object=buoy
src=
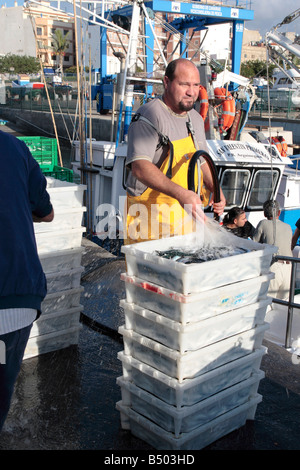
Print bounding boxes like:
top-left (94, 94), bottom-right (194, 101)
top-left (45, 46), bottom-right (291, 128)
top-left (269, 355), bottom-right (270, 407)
top-left (214, 87), bottom-right (236, 132)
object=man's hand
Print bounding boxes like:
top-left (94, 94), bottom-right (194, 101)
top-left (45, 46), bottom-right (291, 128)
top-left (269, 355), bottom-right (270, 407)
top-left (209, 190), bottom-right (226, 217)
top-left (176, 188), bottom-right (206, 223)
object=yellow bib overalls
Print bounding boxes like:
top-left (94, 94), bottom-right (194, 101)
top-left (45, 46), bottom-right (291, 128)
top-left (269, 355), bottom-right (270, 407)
top-left (125, 115), bottom-right (209, 244)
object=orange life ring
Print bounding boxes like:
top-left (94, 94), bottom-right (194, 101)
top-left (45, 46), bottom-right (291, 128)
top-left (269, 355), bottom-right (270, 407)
top-left (198, 85), bottom-right (209, 121)
top-left (214, 87), bottom-right (235, 132)
top-left (269, 136), bottom-right (288, 157)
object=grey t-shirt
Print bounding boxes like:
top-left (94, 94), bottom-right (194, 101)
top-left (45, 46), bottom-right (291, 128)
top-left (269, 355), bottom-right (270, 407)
top-left (253, 219), bottom-right (293, 257)
top-left (126, 98), bottom-right (208, 196)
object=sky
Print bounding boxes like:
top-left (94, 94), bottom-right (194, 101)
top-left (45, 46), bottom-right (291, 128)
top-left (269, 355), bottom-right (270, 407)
top-left (0, 0), bottom-right (299, 38)
top-left (248, 0), bottom-right (300, 37)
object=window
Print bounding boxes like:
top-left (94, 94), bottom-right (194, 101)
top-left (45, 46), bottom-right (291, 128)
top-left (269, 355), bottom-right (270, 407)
top-left (37, 27), bottom-right (43, 36)
top-left (247, 169), bottom-right (279, 209)
top-left (220, 169), bottom-right (251, 208)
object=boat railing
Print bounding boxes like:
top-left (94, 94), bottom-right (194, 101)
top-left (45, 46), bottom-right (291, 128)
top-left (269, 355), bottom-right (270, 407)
top-left (289, 155), bottom-right (300, 176)
top-left (272, 254), bottom-right (300, 350)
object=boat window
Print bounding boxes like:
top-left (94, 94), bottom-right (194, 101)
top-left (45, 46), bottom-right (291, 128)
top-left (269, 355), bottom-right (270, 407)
top-left (247, 169), bottom-right (279, 209)
top-left (220, 169), bottom-right (251, 208)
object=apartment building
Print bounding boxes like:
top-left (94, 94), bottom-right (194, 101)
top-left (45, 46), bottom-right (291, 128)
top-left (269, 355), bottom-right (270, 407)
top-left (0, 1), bottom-right (75, 71)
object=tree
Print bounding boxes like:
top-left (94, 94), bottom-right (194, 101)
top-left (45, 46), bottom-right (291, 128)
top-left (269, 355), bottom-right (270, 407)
top-left (240, 60), bottom-right (276, 81)
top-left (51, 29), bottom-right (70, 76)
top-left (0, 54), bottom-right (40, 74)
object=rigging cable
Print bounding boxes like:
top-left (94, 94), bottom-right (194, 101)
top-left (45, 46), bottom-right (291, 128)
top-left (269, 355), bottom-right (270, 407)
top-left (266, 42), bottom-right (277, 246)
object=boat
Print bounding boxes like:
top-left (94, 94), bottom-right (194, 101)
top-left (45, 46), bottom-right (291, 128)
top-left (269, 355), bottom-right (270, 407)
top-left (264, 22), bottom-right (300, 109)
top-left (272, 68), bottom-right (300, 92)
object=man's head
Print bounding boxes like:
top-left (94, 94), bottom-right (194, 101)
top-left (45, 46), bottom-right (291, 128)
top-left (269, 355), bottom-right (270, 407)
top-left (263, 199), bottom-right (280, 220)
top-left (163, 58), bottom-right (200, 115)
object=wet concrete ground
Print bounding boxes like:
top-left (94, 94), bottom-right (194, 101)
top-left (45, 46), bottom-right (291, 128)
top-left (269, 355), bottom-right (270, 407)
top-left (1, 238), bottom-right (300, 452)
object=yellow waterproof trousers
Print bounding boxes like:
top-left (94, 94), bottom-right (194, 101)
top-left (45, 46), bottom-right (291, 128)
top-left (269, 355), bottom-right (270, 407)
top-left (125, 135), bottom-right (206, 244)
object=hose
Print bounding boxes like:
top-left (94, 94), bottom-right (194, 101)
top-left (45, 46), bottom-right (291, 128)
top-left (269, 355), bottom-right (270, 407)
top-left (187, 150), bottom-right (221, 220)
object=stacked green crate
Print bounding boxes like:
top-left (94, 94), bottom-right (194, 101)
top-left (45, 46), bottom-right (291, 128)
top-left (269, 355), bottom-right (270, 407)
top-left (43, 166), bottom-right (73, 182)
top-left (17, 136), bottom-right (73, 182)
top-left (18, 136), bottom-right (58, 171)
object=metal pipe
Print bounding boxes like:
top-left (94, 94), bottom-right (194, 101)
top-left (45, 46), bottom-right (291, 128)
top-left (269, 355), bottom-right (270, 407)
top-left (285, 260), bottom-right (297, 349)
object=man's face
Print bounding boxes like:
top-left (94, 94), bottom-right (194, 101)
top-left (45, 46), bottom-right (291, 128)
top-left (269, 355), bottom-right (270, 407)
top-left (163, 62), bottom-right (200, 114)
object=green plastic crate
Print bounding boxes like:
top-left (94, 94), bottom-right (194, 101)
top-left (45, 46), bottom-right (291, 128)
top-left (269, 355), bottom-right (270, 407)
top-left (18, 136), bottom-right (58, 171)
top-left (43, 165), bottom-right (73, 182)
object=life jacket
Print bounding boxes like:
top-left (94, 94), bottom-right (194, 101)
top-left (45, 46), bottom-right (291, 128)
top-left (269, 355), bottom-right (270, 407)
top-left (269, 136), bottom-right (288, 157)
top-left (125, 113), bottom-right (209, 244)
top-left (214, 87), bottom-right (236, 133)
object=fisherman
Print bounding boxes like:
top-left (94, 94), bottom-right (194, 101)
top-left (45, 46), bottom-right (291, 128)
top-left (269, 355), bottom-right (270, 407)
top-left (125, 58), bottom-right (226, 243)
top-left (0, 130), bottom-right (54, 433)
top-left (253, 199), bottom-right (293, 300)
top-left (223, 206), bottom-right (255, 239)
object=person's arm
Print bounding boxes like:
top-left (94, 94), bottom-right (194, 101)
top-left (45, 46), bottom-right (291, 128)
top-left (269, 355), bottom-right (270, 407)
top-left (32, 208), bottom-right (54, 223)
top-left (292, 227), bottom-right (300, 250)
top-left (27, 150), bottom-right (54, 223)
top-left (131, 160), bottom-right (206, 222)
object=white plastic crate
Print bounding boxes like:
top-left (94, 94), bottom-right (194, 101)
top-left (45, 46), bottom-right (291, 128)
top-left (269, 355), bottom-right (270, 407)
top-left (121, 297), bottom-right (271, 351)
top-left (73, 140), bottom-right (116, 167)
top-left (119, 323), bottom-right (269, 382)
top-left (34, 207), bottom-right (86, 233)
top-left (39, 247), bottom-right (84, 274)
top-left (116, 394), bottom-right (262, 450)
top-left (41, 286), bottom-right (84, 315)
top-left (121, 272), bottom-right (273, 324)
top-left (118, 347), bottom-right (267, 408)
top-left (46, 266), bottom-right (84, 294)
top-left (46, 177), bottom-right (86, 209)
top-left (117, 371), bottom-right (264, 437)
top-left (36, 227), bottom-right (86, 254)
top-left (30, 305), bottom-right (82, 337)
top-left (121, 297), bottom-right (271, 352)
top-left (24, 325), bottom-right (82, 360)
top-left (122, 231), bottom-right (277, 294)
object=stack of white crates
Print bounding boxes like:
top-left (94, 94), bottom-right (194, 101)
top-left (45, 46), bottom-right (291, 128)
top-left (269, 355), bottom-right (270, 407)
top-left (24, 177), bottom-right (86, 359)
top-left (117, 230), bottom-right (277, 450)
